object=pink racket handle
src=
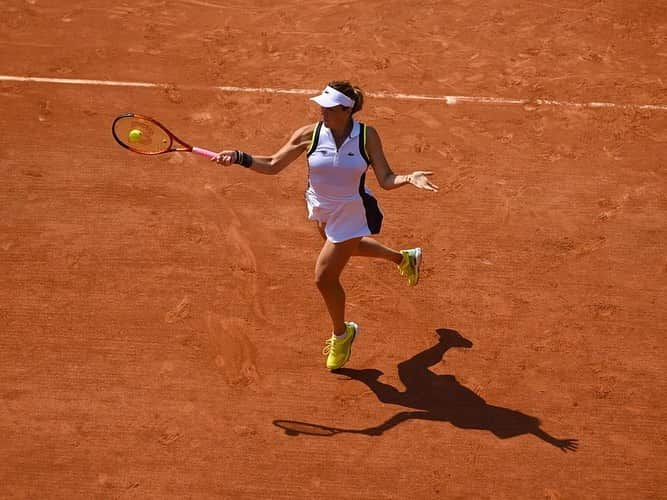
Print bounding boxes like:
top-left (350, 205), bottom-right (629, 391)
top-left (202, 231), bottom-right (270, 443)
top-left (192, 146), bottom-right (219, 159)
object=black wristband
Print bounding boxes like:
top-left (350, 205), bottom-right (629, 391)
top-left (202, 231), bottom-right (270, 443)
top-left (234, 150), bottom-right (253, 168)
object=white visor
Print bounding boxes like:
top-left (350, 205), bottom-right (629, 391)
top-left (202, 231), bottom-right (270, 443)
top-left (310, 85), bottom-right (355, 108)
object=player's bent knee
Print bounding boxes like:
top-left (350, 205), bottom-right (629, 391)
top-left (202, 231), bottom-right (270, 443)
top-left (314, 270), bottom-right (340, 291)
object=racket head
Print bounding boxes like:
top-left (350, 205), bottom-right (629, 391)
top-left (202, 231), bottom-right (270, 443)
top-left (112, 113), bottom-right (191, 155)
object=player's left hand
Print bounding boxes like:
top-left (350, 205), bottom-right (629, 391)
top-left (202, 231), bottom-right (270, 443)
top-left (409, 171), bottom-right (439, 192)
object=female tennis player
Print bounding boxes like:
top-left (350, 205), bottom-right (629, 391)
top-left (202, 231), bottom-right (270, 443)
top-left (212, 81), bottom-right (438, 370)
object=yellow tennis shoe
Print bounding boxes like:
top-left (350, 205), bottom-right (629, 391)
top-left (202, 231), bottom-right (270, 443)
top-left (398, 247), bottom-right (422, 286)
top-left (323, 322), bottom-right (359, 370)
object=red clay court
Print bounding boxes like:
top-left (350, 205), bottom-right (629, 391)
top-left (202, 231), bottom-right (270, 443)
top-left (1, 1), bottom-right (665, 498)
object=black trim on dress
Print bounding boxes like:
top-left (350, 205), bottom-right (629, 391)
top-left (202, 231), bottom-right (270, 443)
top-left (358, 123), bottom-right (371, 165)
top-left (306, 122), bottom-right (323, 157)
top-left (358, 172), bottom-right (383, 234)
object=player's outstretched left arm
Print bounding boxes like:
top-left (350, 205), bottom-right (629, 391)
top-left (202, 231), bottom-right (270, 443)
top-left (366, 126), bottom-right (439, 192)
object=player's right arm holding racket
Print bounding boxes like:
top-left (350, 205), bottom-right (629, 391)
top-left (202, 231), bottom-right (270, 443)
top-left (212, 124), bottom-right (315, 174)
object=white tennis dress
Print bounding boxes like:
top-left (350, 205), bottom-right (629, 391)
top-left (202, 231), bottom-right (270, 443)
top-left (305, 120), bottom-right (383, 243)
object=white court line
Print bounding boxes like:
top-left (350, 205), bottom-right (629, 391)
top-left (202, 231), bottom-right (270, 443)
top-left (1, 74), bottom-right (666, 111)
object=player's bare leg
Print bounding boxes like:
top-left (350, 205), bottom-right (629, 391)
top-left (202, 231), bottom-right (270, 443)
top-left (355, 237), bottom-right (403, 264)
top-left (314, 236), bottom-right (360, 335)
top-left (315, 224), bottom-right (402, 264)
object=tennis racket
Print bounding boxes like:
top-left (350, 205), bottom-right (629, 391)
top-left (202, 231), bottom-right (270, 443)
top-left (112, 113), bottom-right (218, 159)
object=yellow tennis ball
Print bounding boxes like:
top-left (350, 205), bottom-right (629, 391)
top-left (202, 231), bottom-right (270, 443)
top-left (128, 129), bottom-right (142, 143)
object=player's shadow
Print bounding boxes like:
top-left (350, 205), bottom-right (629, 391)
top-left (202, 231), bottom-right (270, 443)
top-left (276, 329), bottom-right (578, 452)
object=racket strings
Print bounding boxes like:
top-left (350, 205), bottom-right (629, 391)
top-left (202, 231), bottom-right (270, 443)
top-left (113, 116), bottom-right (171, 154)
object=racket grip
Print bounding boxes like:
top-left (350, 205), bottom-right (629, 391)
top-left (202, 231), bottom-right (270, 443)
top-left (192, 147), bottom-right (219, 159)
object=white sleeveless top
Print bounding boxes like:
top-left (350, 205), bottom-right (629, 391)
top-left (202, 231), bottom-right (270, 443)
top-left (305, 120), bottom-right (372, 203)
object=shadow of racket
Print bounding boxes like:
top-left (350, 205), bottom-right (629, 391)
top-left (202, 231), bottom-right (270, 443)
top-left (273, 419), bottom-right (376, 437)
